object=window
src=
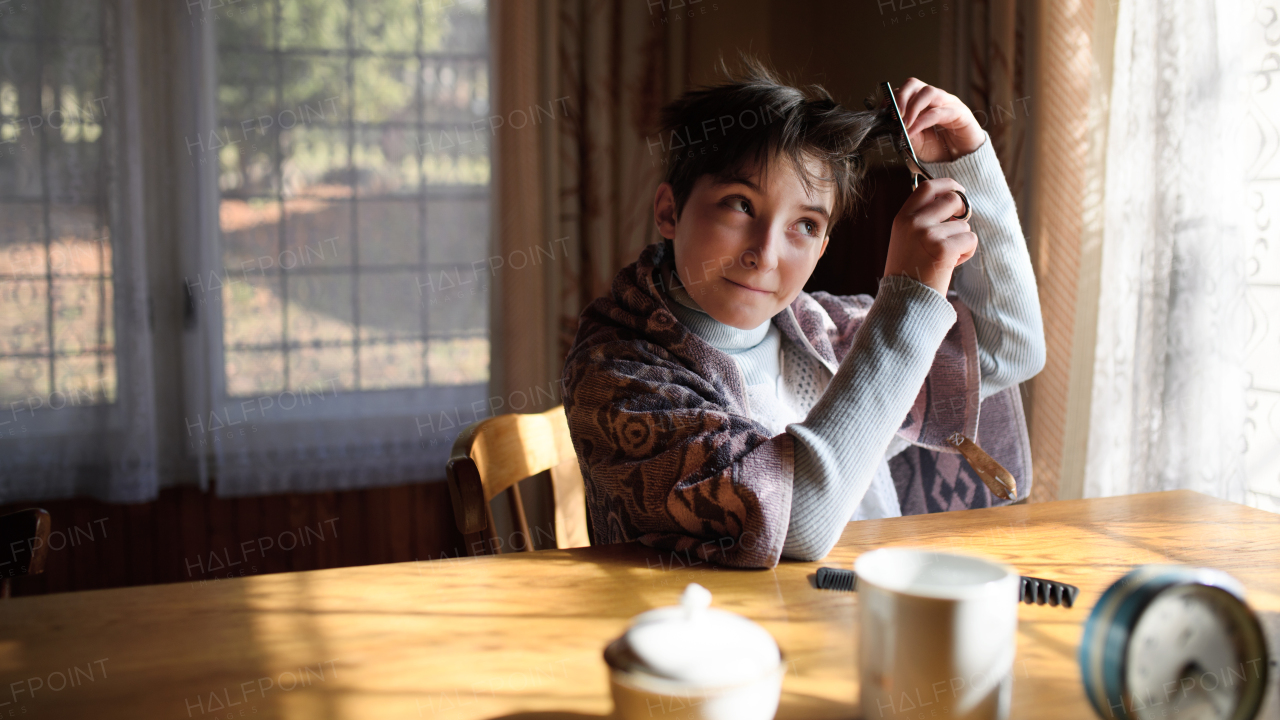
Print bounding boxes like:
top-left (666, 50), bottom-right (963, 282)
top-left (205, 0), bottom-right (490, 399)
top-left (183, 0), bottom-right (493, 495)
top-left (0, 0), bottom-right (495, 501)
top-left (0, 0), bottom-right (163, 503)
top-left (0, 0), bottom-right (114, 412)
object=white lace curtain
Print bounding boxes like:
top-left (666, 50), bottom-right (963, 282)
top-left (1083, 0), bottom-right (1253, 502)
top-left (0, 0), bottom-right (160, 504)
top-left (3, 0), bottom-right (498, 503)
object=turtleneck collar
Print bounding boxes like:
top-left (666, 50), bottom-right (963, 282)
top-left (662, 264), bottom-right (772, 352)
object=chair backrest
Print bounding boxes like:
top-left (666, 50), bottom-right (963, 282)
top-left (445, 405), bottom-right (589, 556)
top-left (0, 508), bottom-right (51, 598)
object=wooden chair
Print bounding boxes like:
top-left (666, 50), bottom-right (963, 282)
top-left (445, 405), bottom-right (591, 556)
top-left (0, 508), bottom-right (51, 598)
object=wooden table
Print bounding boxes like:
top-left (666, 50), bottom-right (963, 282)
top-left (5, 490), bottom-right (1279, 719)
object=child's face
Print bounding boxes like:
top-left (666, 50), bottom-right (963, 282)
top-left (654, 154), bottom-right (833, 330)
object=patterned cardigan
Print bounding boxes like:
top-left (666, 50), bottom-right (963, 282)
top-left (561, 240), bottom-right (1031, 568)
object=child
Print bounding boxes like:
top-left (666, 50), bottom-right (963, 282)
top-left (561, 60), bottom-right (1044, 568)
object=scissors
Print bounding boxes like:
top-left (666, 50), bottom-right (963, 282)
top-left (878, 80), bottom-right (973, 222)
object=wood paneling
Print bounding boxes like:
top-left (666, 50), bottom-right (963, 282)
top-left (0, 481), bottom-right (467, 597)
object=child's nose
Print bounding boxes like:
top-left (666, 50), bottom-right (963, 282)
top-left (741, 227), bottom-right (782, 272)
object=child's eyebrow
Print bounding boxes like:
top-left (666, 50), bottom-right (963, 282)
top-left (712, 173), bottom-right (763, 192)
top-left (713, 173), bottom-right (832, 220)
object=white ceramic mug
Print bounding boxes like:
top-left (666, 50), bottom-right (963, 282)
top-left (856, 548), bottom-right (1020, 720)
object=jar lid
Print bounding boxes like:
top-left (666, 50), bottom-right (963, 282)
top-left (608, 584), bottom-right (780, 686)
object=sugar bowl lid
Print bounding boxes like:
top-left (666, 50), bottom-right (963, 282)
top-left (604, 583), bottom-right (781, 686)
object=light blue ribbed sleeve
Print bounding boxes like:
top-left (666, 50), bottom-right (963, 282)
top-left (781, 132), bottom-right (1046, 562)
top-left (922, 131), bottom-right (1046, 398)
top-left (781, 277), bottom-right (956, 561)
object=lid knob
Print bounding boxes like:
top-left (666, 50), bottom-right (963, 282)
top-left (611, 582), bottom-right (782, 686)
top-left (679, 583), bottom-right (712, 620)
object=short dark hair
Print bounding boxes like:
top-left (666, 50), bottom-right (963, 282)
top-left (657, 55), bottom-right (888, 234)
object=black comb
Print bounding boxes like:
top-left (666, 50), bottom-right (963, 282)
top-left (814, 567), bottom-right (1079, 609)
top-left (1019, 575), bottom-right (1080, 608)
top-left (815, 566), bottom-right (857, 591)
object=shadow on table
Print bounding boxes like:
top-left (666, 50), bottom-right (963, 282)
top-left (484, 691), bottom-right (855, 720)
top-left (481, 707), bottom-right (606, 712)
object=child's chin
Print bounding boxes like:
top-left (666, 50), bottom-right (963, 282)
top-left (709, 305), bottom-right (771, 330)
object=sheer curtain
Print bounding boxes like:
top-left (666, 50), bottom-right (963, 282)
top-left (484, 0), bottom-right (684, 543)
top-left (185, 0), bottom-right (494, 497)
top-left (488, 0), bottom-right (685, 408)
top-left (1083, 0), bottom-right (1252, 502)
top-left (0, 0), bottom-right (160, 504)
top-left (1242, 3), bottom-right (1280, 511)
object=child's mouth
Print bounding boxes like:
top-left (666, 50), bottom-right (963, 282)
top-left (725, 278), bottom-right (771, 294)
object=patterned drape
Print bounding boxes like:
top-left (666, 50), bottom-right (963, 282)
top-left (490, 0), bottom-right (684, 408)
top-left (948, 0), bottom-right (1060, 500)
top-left (550, 1), bottom-right (686, 363)
top-left (488, 0), bottom-right (683, 541)
top-left (945, 0), bottom-right (1033, 224)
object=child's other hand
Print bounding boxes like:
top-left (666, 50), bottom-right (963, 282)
top-left (884, 178), bottom-right (976, 296)
top-left (893, 78), bottom-right (984, 162)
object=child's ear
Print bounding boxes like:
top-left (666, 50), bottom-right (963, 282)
top-left (654, 183), bottom-right (678, 239)
top-left (819, 234), bottom-right (830, 258)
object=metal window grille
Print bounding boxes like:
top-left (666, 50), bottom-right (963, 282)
top-left (208, 0), bottom-right (490, 398)
top-left (0, 1), bottom-right (114, 409)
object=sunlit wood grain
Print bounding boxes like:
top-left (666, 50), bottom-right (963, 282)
top-left (3, 490), bottom-right (1277, 719)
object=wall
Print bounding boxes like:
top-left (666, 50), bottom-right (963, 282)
top-left (1, 482), bottom-right (467, 597)
top-left (685, 0), bottom-right (948, 107)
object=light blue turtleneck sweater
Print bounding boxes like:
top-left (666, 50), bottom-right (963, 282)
top-left (663, 132), bottom-right (1045, 561)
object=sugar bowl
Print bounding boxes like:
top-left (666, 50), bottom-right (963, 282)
top-left (603, 583), bottom-right (786, 720)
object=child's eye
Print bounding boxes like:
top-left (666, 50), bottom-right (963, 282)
top-left (724, 197), bottom-right (752, 214)
top-left (796, 220), bottom-right (818, 236)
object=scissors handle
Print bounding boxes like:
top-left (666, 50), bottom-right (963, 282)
top-left (910, 170), bottom-right (973, 222)
top-left (951, 189), bottom-right (973, 222)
